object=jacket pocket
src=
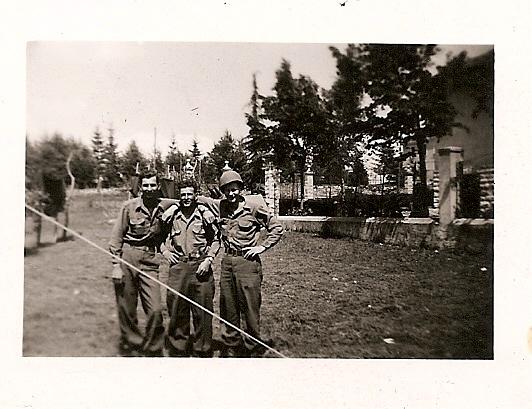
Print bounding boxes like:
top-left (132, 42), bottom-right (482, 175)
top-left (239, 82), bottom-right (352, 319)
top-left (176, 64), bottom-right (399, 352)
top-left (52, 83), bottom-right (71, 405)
top-left (129, 218), bottom-right (149, 235)
top-left (237, 218), bottom-right (254, 231)
top-left (191, 221), bottom-right (204, 235)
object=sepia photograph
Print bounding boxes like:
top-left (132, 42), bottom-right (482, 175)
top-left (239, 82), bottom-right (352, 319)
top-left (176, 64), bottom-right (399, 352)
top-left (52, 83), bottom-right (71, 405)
top-left (24, 42), bottom-right (494, 359)
top-left (2, 1), bottom-right (531, 408)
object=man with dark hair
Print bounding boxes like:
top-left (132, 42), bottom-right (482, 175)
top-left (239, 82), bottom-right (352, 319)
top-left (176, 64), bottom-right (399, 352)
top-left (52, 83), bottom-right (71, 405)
top-left (160, 178), bottom-right (220, 357)
top-left (109, 172), bottom-right (166, 357)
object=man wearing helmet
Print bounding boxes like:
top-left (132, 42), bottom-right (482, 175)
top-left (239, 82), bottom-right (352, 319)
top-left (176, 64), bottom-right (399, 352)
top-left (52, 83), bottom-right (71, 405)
top-left (215, 170), bottom-right (283, 357)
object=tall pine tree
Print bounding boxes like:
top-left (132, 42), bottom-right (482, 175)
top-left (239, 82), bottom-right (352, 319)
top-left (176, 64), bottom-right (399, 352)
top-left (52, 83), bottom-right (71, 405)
top-left (189, 138), bottom-right (201, 159)
top-left (103, 126), bottom-right (121, 187)
top-left (166, 134), bottom-right (185, 173)
top-left (243, 73), bottom-right (269, 190)
top-left (203, 130), bottom-right (247, 184)
top-left (91, 127), bottom-right (106, 188)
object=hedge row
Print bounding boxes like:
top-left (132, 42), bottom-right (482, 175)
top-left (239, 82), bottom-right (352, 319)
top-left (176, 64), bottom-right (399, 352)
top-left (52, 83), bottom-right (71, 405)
top-left (280, 192), bottom-right (414, 217)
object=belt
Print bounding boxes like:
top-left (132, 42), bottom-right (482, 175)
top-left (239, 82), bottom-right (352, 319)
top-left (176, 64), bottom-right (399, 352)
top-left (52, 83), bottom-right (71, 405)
top-left (127, 243), bottom-right (158, 252)
top-left (179, 254), bottom-right (203, 262)
top-left (225, 248), bottom-right (245, 257)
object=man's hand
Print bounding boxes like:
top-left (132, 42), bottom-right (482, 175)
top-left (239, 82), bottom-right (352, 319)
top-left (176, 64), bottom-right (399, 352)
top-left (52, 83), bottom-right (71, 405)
top-left (111, 264), bottom-right (124, 284)
top-left (163, 250), bottom-right (180, 265)
top-left (243, 245), bottom-right (266, 259)
top-left (207, 186), bottom-right (223, 199)
top-left (161, 204), bottom-right (179, 223)
top-left (196, 257), bottom-right (213, 277)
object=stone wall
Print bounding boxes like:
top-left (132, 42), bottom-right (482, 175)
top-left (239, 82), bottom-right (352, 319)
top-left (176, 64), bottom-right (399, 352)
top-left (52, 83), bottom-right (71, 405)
top-left (478, 167), bottom-right (494, 217)
top-left (278, 216), bottom-right (493, 253)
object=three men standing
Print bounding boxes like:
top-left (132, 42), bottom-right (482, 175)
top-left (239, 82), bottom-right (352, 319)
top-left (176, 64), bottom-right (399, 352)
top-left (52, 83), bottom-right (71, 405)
top-left (109, 169), bottom-right (283, 357)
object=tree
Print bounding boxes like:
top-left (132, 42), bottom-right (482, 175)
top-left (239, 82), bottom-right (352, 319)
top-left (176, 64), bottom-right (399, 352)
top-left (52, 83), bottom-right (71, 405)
top-left (362, 44), bottom-right (459, 216)
top-left (242, 73), bottom-right (270, 190)
top-left (321, 45), bottom-right (369, 199)
top-left (261, 60), bottom-right (328, 207)
top-left (37, 133), bottom-right (71, 181)
top-left (438, 49), bottom-right (494, 119)
top-left (376, 143), bottom-right (401, 193)
top-left (32, 134), bottom-right (99, 189)
top-left (121, 140), bottom-right (146, 178)
top-left (26, 136), bottom-right (42, 190)
top-left (29, 133), bottom-right (73, 217)
top-left (91, 127), bottom-right (106, 187)
top-left (103, 126), bottom-right (121, 187)
top-left (203, 130), bottom-right (247, 184)
top-left (153, 148), bottom-right (165, 175)
top-left (166, 134), bottom-right (185, 173)
top-left (70, 145), bottom-right (97, 189)
top-left (346, 153), bottom-right (369, 188)
top-left (189, 138), bottom-right (201, 160)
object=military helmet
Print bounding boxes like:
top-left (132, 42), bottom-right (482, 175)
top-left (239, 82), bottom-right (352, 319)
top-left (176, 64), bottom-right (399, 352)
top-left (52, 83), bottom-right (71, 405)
top-left (219, 170), bottom-right (243, 189)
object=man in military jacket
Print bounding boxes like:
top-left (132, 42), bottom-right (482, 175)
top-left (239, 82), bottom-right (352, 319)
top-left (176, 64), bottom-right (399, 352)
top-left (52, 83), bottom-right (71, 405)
top-left (109, 172), bottom-right (166, 357)
top-left (160, 178), bottom-right (220, 357)
top-left (212, 170), bottom-right (283, 357)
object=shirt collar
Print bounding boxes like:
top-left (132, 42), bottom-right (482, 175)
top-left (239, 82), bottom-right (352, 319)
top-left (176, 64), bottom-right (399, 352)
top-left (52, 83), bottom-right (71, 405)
top-left (226, 197), bottom-right (251, 218)
top-left (134, 197), bottom-right (160, 217)
top-left (175, 204), bottom-right (202, 222)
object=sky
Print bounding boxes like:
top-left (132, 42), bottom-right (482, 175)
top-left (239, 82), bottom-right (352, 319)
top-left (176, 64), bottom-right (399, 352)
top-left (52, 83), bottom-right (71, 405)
top-left (26, 42), bottom-right (493, 157)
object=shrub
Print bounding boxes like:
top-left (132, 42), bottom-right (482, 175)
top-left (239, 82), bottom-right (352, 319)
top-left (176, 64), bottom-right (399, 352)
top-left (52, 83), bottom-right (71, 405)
top-left (280, 193), bottom-right (412, 217)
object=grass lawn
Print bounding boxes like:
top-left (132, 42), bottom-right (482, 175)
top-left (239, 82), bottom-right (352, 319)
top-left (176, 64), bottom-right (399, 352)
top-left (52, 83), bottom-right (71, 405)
top-left (23, 190), bottom-right (493, 358)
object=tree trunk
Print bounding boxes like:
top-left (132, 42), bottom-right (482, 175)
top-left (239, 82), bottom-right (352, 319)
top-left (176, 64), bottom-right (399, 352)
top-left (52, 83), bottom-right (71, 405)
top-left (353, 185), bottom-right (358, 216)
top-left (340, 176), bottom-right (345, 216)
top-left (291, 173), bottom-right (295, 203)
top-left (414, 137), bottom-right (429, 217)
top-left (63, 154), bottom-right (75, 241)
top-left (299, 170), bottom-right (305, 210)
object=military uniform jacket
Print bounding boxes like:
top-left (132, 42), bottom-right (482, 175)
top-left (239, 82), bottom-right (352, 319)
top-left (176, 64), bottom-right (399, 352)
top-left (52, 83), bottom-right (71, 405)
top-left (197, 195), bottom-right (283, 252)
top-left (109, 197), bottom-right (165, 264)
top-left (160, 203), bottom-right (220, 259)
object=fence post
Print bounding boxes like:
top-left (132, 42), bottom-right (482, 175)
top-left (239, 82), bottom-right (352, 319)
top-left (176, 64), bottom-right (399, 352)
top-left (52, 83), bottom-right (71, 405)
top-left (264, 163), bottom-right (280, 216)
top-left (304, 170), bottom-right (314, 201)
top-left (438, 146), bottom-right (464, 225)
top-left (34, 214), bottom-right (42, 247)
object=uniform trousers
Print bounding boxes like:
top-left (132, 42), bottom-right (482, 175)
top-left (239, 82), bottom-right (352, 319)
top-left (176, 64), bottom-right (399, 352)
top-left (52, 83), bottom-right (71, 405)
top-left (220, 254), bottom-right (263, 352)
top-left (116, 246), bottom-right (165, 354)
top-left (166, 259), bottom-right (215, 356)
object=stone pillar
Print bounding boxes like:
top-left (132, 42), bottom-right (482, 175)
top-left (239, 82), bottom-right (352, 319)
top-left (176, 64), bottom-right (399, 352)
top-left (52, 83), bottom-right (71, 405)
top-left (479, 167), bottom-right (494, 218)
top-left (438, 146), bottom-right (464, 225)
top-left (432, 170), bottom-right (440, 216)
top-left (405, 175), bottom-right (414, 194)
top-left (304, 171), bottom-right (314, 201)
top-left (264, 163), bottom-right (280, 216)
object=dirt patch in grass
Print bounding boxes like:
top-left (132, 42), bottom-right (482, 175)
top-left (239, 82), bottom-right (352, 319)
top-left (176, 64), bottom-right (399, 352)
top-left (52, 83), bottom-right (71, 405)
top-left (24, 191), bottom-right (493, 358)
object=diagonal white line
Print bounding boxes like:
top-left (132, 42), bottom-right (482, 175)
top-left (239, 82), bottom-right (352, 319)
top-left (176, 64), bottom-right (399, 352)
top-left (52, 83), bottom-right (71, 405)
top-left (25, 204), bottom-right (289, 359)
